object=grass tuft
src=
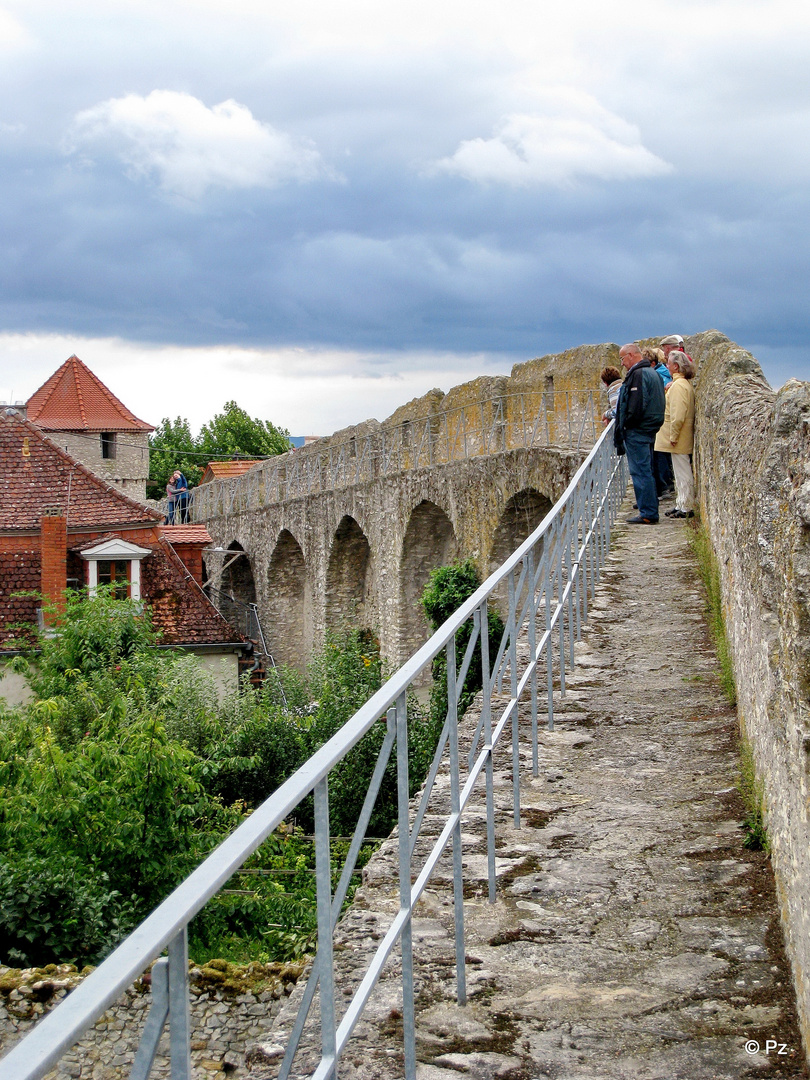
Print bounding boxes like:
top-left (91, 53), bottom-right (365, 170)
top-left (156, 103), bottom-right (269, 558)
top-left (688, 521), bottom-right (737, 705)
top-left (738, 733), bottom-right (769, 851)
top-left (688, 521), bottom-right (767, 850)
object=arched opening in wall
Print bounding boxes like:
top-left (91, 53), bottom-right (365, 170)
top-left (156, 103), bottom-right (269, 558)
top-left (325, 516), bottom-right (373, 633)
top-left (266, 530), bottom-right (309, 671)
top-left (215, 541), bottom-right (257, 637)
top-left (488, 488), bottom-right (552, 615)
top-left (399, 500), bottom-right (458, 667)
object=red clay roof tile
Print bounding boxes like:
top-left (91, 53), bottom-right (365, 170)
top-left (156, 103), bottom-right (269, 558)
top-left (26, 356), bottom-right (154, 432)
top-left (200, 460), bottom-right (263, 483)
top-left (0, 412), bottom-right (162, 531)
top-left (142, 537), bottom-right (244, 646)
top-left (159, 525), bottom-right (213, 545)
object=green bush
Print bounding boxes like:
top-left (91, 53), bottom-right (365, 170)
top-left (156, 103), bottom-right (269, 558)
top-left (0, 591), bottom-right (458, 966)
top-left (421, 559), bottom-right (505, 728)
top-left (0, 852), bottom-right (138, 966)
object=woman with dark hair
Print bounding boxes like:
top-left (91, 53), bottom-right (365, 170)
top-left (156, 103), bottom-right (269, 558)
top-left (655, 352), bottom-right (696, 519)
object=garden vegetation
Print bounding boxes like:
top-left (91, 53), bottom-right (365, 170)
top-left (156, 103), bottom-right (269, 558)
top-left (0, 561), bottom-right (496, 969)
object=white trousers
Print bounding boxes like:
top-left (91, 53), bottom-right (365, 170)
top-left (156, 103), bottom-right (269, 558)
top-left (672, 453), bottom-right (695, 512)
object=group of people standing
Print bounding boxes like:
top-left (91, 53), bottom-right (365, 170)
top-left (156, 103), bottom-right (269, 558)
top-left (601, 334), bottom-right (696, 525)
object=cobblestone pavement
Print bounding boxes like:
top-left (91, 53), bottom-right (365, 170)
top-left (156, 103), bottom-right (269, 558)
top-left (250, 510), bottom-right (809, 1080)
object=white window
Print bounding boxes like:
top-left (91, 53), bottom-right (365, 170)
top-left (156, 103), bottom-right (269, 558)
top-left (80, 539), bottom-right (151, 601)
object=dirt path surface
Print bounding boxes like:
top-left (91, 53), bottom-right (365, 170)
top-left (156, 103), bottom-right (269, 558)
top-left (251, 511), bottom-right (808, 1080)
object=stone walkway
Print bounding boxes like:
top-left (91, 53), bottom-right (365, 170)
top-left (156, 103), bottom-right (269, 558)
top-left (250, 509), bottom-right (809, 1080)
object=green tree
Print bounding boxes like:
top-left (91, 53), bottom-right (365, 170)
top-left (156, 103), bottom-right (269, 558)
top-left (197, 401), bottom-right (290, 461)
top-left (147, 416), bottom-right (202, 500)
top-left (147, 404), bottom-right (291, 501)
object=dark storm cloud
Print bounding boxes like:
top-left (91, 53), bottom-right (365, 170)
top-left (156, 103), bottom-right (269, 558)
top-left (0, 0), bottom-right (808, 390)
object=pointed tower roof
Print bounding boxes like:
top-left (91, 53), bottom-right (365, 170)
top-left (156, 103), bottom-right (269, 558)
top-left (26, 355), bottom-right (154, 432)
top-left (0, 411), bottom-right (162, 531)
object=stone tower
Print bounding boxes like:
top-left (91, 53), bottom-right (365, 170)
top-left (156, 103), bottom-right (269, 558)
top-left (25, 355), bottom-right (154, 500)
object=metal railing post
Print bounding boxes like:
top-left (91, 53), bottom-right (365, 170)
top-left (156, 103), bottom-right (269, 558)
top-left (544, 545), bottom-right (554, 731)
top-left (167, 930), bottom-right (191, 1080)
top-left (527, 548), bottom-right (539, 777)
top-left (565, 507), bottom-right (576, 671)
top-left (445, 642), bottom-right (467, 1006)
top-left (130, 960), bottom-right (169, 1080)
top-left (556, 523), bottom-right (566, 700)
top-left (479, 602), bottom-right (497, 904)
top-left (395, 697), bottom-right (417, 1080)
top-left (314, 778), bottom-right (337, 1076)
top-left (508, 568), bottom-right (520, 828)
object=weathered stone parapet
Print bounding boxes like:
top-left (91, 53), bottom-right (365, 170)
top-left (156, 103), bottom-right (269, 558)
top-left (0, 959), bottom-right (306, 1078)
top-left (690, 328), bottom-right (810, 1061)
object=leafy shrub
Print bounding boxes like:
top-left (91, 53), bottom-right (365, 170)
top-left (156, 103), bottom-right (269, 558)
top-left (0, 591), bottom-right (459, 966)
top-left (0, 710), bottom-right (223, 919)
top-left (421, 559), bottom-right (505, 727)
top-left (0, 852), bottom-right (138, 966)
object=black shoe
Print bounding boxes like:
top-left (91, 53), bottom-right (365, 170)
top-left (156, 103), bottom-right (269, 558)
top-left (665, 508), bottom-right (679, 517)
top-left (632, 502), bottom-right (638, 509)
top-left (669, 509), bottom-right (694, 519)
top-left (626, 515), bottom-right (658, 524)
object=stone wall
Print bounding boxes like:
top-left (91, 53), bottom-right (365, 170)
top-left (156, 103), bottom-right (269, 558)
top-left (689, 329), bottom-right (810, 1058)
top-left (0, 959), bottom-right (305, 1077)
top-left (199, 340), bottom-right (620, 674)
top-left (204, 446), bottom-right (583, 671)
top-left (44, 431), bottom-right (150, 500)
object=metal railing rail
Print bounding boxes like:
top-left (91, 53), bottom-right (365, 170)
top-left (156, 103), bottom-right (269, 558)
top-left (159, 389), bottom-right (601, 522)
top-left (2, 423), bottom-right (627, 1080)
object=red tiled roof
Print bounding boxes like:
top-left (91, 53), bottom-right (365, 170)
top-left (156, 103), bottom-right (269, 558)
top-left (159, 525), bottom-right (213, 545)
top-left (200, 460), bottom-right (262, 483)
top-left (0, 542), bottom-right (244, 650)
top-left (26, 356), bottom-right (154, 432)
top-left (0, 412), bottom-right (162, 531)
top-left (142, 537), bottom-right (244, 646)
top-left (0, 551), bottom-right (40, 646)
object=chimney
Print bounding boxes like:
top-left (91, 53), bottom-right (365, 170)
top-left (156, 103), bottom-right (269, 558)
top-left (40, 512), bottom-right (67, 623)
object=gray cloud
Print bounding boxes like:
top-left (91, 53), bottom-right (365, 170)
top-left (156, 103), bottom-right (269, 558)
top-left (0, 0), bottom-right (807, 392)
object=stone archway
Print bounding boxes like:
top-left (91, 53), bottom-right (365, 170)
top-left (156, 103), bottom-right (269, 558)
top-left (399, 500), bottom-right (458, 664)
top-left (216, 541), bottom-right (257, 637)
top-left (266, 529), bottom-right (310, 671)
top-left (325, 516), bottom-right (374, 631)
top-left (488, 488), bottom-right (552, 614)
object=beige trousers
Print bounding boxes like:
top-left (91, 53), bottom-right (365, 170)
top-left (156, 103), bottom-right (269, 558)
top-left (672, 453), bottom-right (694, 512)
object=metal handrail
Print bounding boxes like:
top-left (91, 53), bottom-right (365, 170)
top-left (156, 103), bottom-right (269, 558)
top-left (2, 422), bottom-right (627, 1080)
top-left (161, 388), bottom-right (601, 522)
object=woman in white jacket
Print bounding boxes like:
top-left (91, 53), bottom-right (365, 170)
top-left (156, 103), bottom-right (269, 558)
top-left (654, 353), bottom-right (696, 518)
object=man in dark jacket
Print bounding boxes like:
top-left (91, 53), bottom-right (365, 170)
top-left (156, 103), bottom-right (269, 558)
top-left (614, 342), bottom-right (666, 524)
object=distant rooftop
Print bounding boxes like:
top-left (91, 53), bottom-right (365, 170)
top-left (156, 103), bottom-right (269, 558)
top-left (159, 525), bottom-right (213, 545)
top-left (200, 460), bottom-right (263, 484)
top-left (26, 355), bottom-right (154, 432)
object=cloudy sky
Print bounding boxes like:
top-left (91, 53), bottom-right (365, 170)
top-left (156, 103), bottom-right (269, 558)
top-left (0, 0), bottom-right (808, 435)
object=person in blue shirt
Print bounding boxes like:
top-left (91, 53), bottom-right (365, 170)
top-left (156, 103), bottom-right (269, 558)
top-left (174, 471), bottom-right (190, 523)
